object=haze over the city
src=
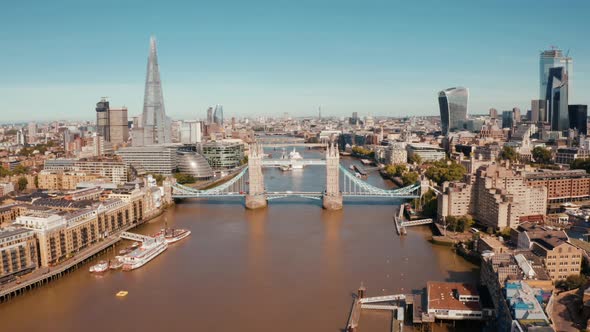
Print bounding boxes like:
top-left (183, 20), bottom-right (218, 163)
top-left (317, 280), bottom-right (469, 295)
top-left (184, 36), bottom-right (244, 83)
top-left (2, 0), bottom-right (590, 122)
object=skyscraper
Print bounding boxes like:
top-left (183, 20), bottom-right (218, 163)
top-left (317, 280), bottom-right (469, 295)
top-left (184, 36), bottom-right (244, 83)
top-left (531, 100), bottom-right (547, 123)
top-left (132, 36), bottom-right (171, 146)
top-left (206, 107), bottom-right (214, 124)
top-left (568, 105), bottom-right (588, 136)
top-left (540, 48), bottom-right (572, 100)
top-left (213, 104), bottom-right (224, 126)
top-left (438, 87), bottom-right (468, 135)
top-left (547, 67), bottom-right (569, 131)
top-left (502, 110), bottom-right (514, 129)
top-left (95, 98), bottom-right (129, 145)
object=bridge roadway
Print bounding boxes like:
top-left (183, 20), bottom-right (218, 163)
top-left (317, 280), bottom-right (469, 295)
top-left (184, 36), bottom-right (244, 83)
top-left (261, 159), bottom-right (326, 166)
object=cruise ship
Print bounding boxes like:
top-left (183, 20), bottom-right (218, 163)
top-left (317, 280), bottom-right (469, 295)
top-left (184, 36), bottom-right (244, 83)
top-left (121, 236), bottom-right (168, 271)
top-left (288, 148), bottom-right (304, 169)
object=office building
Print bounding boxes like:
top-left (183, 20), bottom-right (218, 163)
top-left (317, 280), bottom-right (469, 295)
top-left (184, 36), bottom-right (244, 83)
top-left (531, 99), bottom-right (546, 123)
top-left (547, 66), bottom-right (569, 131)
top-left (176, 151), bottom-right (214, 180)
top-left (501, 110), bottom-right (514, 129)
top-left (213, 104), bottom-right (224, 126)
top-left (16, 129), bottom-right (26, 146)
top-left (206, 107), bottom-right (214, 124)
top-left (95, 98), bottom-right (129, 145)
top-left (568, 104), bottom-right (587, 135)
top-left (180, 120), bottom-right (202, 144)
top-left (489, 108), bottom-right (498, 119)
top-left (407, 143), bottom-right (445, 162)
top-left (201, 140), bottom-right (245, 169)
top-left (116, 145), bottom-right (180, 175)
top-left (384, 142), bottom-right (407, 165)
top-left (540, 48), bottom-right (572, 100)
top-left (132, 36), bottom-right (171, 146)
top-left (350, 112), bottom-right (359, 125)
top-left (438, 87), bottom-right (468, 135)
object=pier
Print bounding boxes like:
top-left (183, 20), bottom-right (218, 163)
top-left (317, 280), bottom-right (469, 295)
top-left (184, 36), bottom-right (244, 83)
top-left (346, 284), bottom-right (410, 332)
top-left (0, 223), bottom-right (141, 303)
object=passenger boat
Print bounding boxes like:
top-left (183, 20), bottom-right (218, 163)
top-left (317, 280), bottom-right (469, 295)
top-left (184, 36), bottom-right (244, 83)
top-left (279, 164), bottom-right (291, 172)
top-left (121, 236), bottom-right (168, 271)
top-left (109, 258), bottom-right (123, 270)
top-left (89, 260), bottom-right (109, 273)
top-left (153, 228), bottom-right (191, 244)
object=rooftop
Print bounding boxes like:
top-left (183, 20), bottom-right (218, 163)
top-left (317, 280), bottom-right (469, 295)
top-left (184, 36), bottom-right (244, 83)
top-left (427, 281), bottom-right (481, 311)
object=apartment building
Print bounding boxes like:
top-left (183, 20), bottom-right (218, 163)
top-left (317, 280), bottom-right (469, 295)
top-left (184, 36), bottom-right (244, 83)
top-left (524, 169), bottom-right (590, 203)
top-left (0, 227), bottom-right (38, 284)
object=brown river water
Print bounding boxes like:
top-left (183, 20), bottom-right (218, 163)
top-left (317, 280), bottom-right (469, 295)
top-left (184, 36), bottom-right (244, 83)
top-left (0, 149), bottom-right (479, 332)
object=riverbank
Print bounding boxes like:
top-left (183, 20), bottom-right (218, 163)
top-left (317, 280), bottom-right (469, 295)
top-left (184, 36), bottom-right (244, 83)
top-left (0, 203), bottom-right (171, 303)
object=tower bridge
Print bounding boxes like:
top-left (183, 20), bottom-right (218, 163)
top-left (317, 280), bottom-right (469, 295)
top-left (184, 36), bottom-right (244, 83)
top-left (171, 144), bottom-right (421, 210)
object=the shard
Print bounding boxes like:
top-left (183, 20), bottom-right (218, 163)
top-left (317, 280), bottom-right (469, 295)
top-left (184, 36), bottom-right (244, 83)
top-left (133, 36), bottom-right (171, 146)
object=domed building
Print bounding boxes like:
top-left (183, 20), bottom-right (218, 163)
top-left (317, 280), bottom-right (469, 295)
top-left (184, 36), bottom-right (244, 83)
top-left (176, 151), bottom-right (214, 180)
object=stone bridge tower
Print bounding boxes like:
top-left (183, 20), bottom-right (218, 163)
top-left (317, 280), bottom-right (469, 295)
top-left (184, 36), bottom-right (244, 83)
top-left (245, 143), bottom-right (267, 209)
top-left (323, 143), bottom-right (343, 210)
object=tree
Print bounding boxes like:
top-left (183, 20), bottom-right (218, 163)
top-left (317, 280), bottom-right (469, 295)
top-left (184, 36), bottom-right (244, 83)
top-left (401, 171), bottom-right (419, 186)
top-left (34, 175), bottom-right (39, 188)
top-left (556, 274), bottom-right (587, 290)
top-left (12, 165), bottom-right (28, 175)
top-left (0, 166), bottom-right (10, 177)
top-left (499, 146), bottom-right (518, 162)
top-left (17, 177), bottom-right (28, 191)
top-left (150, 174), bottom-right (165, 185)
top-left (385, 164), bottom-right (406, 178)
top-left (571, 158), bottom-right (590, 174)
top-left (424, 160), bottom-right (466, 185)
top-left (409, 154), bottom-right (422, 164)
top-left (421, 189), bottom-right (438, 217)
top-left (173, 173), bottom-right (196, 185)
top-left (532, 146), bottom-right (552, 164)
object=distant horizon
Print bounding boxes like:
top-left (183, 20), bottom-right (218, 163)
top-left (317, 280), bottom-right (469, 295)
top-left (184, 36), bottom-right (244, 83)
top-left (2, 0), bottom-right (589, 122)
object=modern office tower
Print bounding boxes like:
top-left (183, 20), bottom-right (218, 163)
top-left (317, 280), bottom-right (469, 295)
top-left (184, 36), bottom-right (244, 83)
top-left (95, 98), bottom-right (129, 145)
top-left (489, 108), bottom-right (498, 119)
top-left (133, 36), bottom-right (171, 146)
top-left (512, 107), bottom-right (521, 124)
top-left (206, 107), bottom-right (214, 124)
top-left (438, 87), bottom-right (469, 135)
top-left (531, 100), bottom-right (547, 123)
top-left (16, 129), bottom-right (26, 145)
top-left (546, 67), bottom-right (569, 131)
top-left (568, 105), bottom-right (588, 135)
top-left (540, 48), bottom-right (572, 100)
top-left (213, 104), bottom-right (224, 126)
top-left (502, 111), bottom-right (514, 129)
top-left (180, 120), bottom-right (202, 144)
top-left (350, 112), bottom-right (359, 125)
top-left (27, 122), bottom-right (37, 144)
top-left (201, 140), bottom-right (245, 169)
top-left (96, 98), bottom-right (110, 140)
top-left (116, 145), bottom-right (180, 175)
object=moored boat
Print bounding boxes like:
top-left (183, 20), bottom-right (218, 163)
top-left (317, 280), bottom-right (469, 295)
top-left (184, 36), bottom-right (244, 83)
top-left (89, 260), bottom-right (109, 273)
top-left (109, 258), bottom-right (123, 270)
top-left (153, 228), bottom-right (191, 244)
top-left (121, 236), bottom-right (168, 271)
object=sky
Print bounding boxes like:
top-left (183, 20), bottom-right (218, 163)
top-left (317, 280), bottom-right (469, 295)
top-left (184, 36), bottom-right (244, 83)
top-left (1, 0), bottom-right (590, 122)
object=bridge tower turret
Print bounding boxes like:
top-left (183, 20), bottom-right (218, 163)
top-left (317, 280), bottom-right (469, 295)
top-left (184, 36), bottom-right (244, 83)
top-left (323, 143), bottom-right (343, 210)
top-left (245, 143), bottom-right (267, 209)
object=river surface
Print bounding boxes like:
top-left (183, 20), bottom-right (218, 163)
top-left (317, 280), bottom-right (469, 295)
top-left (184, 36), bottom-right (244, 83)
top-left (0, 148), bottom-right (479, 331)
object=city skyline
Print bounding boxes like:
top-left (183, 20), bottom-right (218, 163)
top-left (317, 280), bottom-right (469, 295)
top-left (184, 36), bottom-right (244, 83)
top-left (2, 0), bottom-right (590, 122)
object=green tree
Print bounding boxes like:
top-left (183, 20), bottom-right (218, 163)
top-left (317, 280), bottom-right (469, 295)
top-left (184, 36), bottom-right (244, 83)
top-left (173, 173), bottom-right (196, 185)
top-left (34, 175), bottom-right (39, 188)
top-left (424, 160), bottom-right (466, 185)
top-left (150, 174), bottom-right (165, 185)
top-left (401, 171), bottom-right (419, 186)
top-left (421, 189), bottom-right (438, 217)
top-left (499, 146), bottom-right (519, 162)
top-left (409, 154), bottom-right (422, 164)
top-left (17, 177), bottom-right (28, 191)
top-left (0, 166), bottom-right (10, 177)
top-left (12, 165), bottom-right (28, 175)
top-left (532, 146), bottom-right (552, 164)
top-left (571, 158), bottom-right (590, 174)
top-left (556, 274), bottom-right (587, 290)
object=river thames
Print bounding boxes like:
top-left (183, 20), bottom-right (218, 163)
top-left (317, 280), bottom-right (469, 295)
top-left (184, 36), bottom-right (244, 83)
top-left (0, 148), bottom-right (479, 331)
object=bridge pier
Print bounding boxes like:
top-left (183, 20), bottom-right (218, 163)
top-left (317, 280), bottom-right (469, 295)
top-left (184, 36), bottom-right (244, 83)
top-left (245, 194), bottom-right (267, 209)
top-left (322, 194), bottom-right (343, 210)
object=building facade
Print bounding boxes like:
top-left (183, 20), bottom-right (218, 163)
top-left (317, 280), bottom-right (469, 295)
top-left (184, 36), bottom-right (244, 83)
top-left (201, 140), bottom-right (245, 169)
top-left (438, 87), bottom-right (469, 135)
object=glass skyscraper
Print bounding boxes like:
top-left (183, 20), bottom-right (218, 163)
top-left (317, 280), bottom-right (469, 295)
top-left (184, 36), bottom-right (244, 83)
top-left (540, 49), bottom-right (572, 100)
top-left (568, 105), bottom-right (588, 136)
top-left (213, 104), bottom-right (224, 126)
top-left (438, 87), bottom-right (469, 135)
top-left (547, 67), bottom-right (569, 131)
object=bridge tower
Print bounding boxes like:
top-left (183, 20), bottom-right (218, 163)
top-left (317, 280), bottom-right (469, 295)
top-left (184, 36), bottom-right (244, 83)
top-left (245, 143), bottom-right (267, 209)
top-left (323, 143), bottom-right (343, 210)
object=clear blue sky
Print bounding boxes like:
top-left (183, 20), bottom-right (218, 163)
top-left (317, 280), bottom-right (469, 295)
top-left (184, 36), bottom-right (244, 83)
top-left (1, 0), bottom-right (589, 122)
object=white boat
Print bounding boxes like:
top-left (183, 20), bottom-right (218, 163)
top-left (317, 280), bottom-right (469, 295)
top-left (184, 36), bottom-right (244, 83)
top-left (288, 148), bottom-right (303, 160)
top-left (153, 228), bottom-right (192, 244)
top-left (280, 165), bottom-right (291, 172)
top-left (89, 260), bottom-right (109, 273)
top-left (121, 236), bottom-right (168, 271)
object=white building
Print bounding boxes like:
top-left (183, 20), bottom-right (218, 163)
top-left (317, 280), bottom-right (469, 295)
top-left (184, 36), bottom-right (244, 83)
top-left (180, 120), bottom-right (203, 144)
